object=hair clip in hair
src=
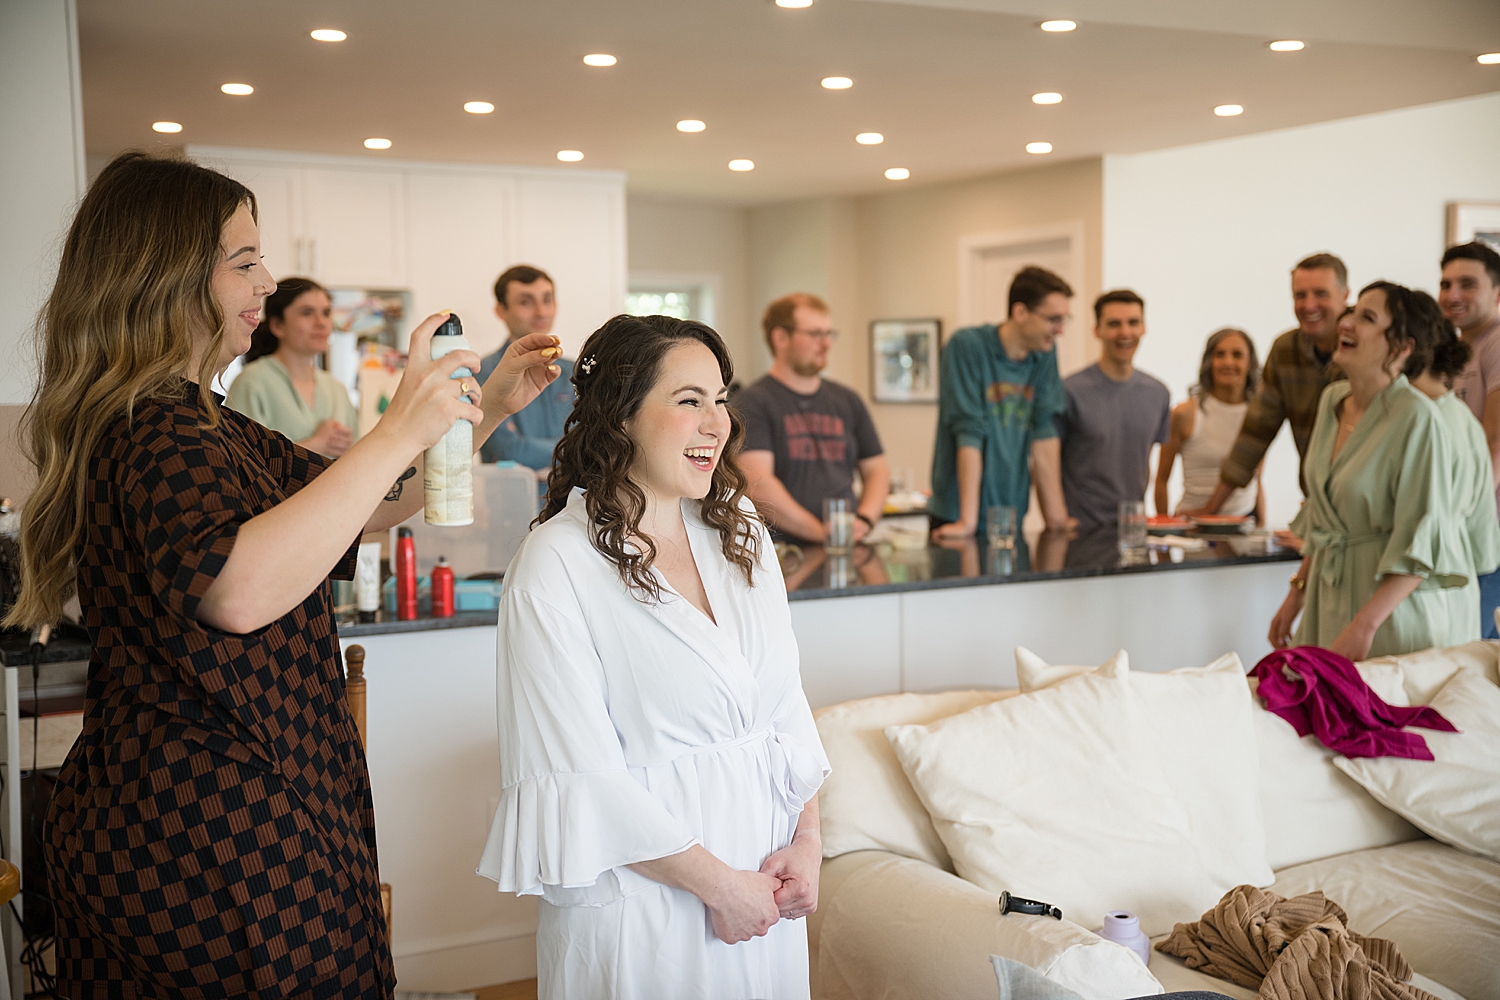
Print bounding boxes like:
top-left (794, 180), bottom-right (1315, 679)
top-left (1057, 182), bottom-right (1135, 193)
top-left (579, 355), bottom-right (598, 375)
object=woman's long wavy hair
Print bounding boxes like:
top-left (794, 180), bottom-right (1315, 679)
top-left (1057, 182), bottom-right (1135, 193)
top-left (1191, 327), bottom-right (1261, 407)
top-left (242, 277), bottom-right (328, 364)
top-left (3, 152), bottom-right (255, 629)
top-left (540, 314), bottom-right (762, 602)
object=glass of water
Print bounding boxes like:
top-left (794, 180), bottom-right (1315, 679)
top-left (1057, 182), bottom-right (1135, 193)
top-left (1118, 500), bottom-right (1148, 555)
top-left (824, 498), bottom-right (856, 555)
top-left (986, 505), bottom-right (1017, 550)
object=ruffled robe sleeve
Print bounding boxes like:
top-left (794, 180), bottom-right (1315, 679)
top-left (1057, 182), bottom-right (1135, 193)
top-left (478, 588), bottom-right (698, 904)
top-left (1377, 401), bottom-right (1471, 590)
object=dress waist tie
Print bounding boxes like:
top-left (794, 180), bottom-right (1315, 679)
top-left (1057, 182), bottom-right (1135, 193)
top-left (679, 728), bottom-right (818, 815)
top-left (1308, 528), bottom-right (1387, 589)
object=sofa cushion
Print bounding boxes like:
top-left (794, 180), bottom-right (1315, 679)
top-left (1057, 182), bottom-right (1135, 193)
top-left (1267, 839), bottom-right (1500, 1000)
top-left (1333, 668), bottom-right (1500, 863)
top-left (815, 851), bottom-right (1163, 1000)
top-left (1013, 649), bottom-right (1274, 892)
top-left (887, 669), bottom-right (1228, 938)
top-left (1356, 639), bottom-right (1499, 705)
top-left (814, 689), bottom-right (1016, 868)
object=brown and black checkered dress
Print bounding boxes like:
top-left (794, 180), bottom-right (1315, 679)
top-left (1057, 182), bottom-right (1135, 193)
top-left (46, 385), bottom-right (394, 999)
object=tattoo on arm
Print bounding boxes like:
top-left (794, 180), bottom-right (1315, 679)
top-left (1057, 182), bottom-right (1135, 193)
top-left (385, 466), bottom-right (417, 502)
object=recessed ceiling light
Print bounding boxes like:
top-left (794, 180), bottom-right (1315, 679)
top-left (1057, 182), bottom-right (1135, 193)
top-left (1268, 40), bottom-right (1304, 52)
top-left (884, 167), bottom-right (910, 181)
top-left (1214, 104), bottom-right (1244, 117)
top-left (677, 119), bottom-right (706, 133)
top-left (821, 76), bottom-right (853, 90)
top-left (1025, 142), bottom-right (1053, 154)
top-left (582, 53), bottom-right (617, 67)
top-left (220, 83), bottom-right (254, 96)
top-left (152, 121), bottom-right (183, 133)
top-left (464, 101), bottom-right (495, 114)
top-left (776, 0), bottom-right (814, 7)
top-left (728, 159), bottom-right (755, 171)
top-left (364, 137), bottom-right (392, 150)
top-left (856, 132), bottom-right (884, 145)
top-left (1039, 20), bottom-right (1076, 32)
top-left (557, 149), bottom-right (585, 162)
top-left (1479, 53), bottom-right (1500, 65)
top-left (1032, 92), bottom-right (1063, 105)
top-left (310, 29), bottom-right (347, 42)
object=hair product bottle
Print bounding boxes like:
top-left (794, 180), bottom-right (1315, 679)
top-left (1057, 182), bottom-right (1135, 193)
top-left (424, 313), bottom-right (475, 526)
top-left (395, 527), bottom-right (418, 620)
top-left (431, 556), bottom-right (455, 618)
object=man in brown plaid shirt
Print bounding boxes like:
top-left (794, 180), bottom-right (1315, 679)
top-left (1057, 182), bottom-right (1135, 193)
top-left (1188, 253), bottom-right (1348, 514)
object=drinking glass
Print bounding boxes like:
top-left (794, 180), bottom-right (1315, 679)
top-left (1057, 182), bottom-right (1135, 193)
top-left (824, 498), bottom-right (856, 555)
top-left (1118, 500), bottom-right (1148, 555)
top-left (986, 505), bottom-right (1017, 551)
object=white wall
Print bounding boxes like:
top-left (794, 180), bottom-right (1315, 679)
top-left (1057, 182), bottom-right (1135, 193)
top-left (0, 0), bottom-right (85, 406)
top-left (1104, 92), bottom-right (1500, 527)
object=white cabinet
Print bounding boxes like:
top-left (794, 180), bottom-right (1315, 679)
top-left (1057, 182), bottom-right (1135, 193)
top-left (301, 167), bottom-right (408, 288)
top-left (188, 146), bottom-right (627, 356)
top-left (406, 171), bottom-right (518, 357)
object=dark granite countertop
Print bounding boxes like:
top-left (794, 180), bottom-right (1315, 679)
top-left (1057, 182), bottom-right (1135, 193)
top-left (6, 526), bottom-right (1299, 648)
top-left (779, 522), bottom-right (1299, 600)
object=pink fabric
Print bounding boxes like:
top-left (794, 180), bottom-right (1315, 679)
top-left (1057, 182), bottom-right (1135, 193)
top-left (1252, 647), bottom-right (1458, 760)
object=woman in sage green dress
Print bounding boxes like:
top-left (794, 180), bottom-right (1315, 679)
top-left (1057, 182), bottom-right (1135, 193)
top-left (1403, 295), bottom-right (1500, 636)
top-left (1269, 281), bottom-right (1476, 660)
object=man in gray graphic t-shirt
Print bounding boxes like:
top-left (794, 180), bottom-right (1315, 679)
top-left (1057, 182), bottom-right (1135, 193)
top-left (1056, 289), bottom-right (1171, 528)
top-left (736, 293), bottom-right (889, 543)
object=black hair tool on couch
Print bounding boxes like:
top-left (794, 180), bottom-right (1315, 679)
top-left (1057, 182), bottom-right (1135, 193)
top-left (999, 891), bottom-right (1063, 920)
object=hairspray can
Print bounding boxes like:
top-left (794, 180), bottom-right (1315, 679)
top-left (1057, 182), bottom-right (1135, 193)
top-left (395, 527), bottom-right (418, 620)
top-left (431, 556), bottom-right (455, 618)
top-left (424, 313), bottom-right (475, 526)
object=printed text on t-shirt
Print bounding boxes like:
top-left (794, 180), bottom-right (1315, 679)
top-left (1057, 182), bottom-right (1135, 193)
top-left (784, 412), bottom-right (847, 462)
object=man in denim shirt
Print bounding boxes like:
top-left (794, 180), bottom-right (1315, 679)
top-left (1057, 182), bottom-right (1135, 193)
top-left (929, 266), bottom-right (1076, 539)
top-left (477, 265), bottom-right (575, 468)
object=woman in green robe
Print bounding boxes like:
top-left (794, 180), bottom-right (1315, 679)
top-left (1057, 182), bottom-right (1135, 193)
top-left (1269, 281), bottom-right (1475, 660)
top-left (1404, 296), bottom-right (1500, 637)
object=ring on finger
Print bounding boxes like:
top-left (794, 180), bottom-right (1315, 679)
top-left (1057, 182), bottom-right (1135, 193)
top-left (459, 380), bottom-right (471, 395)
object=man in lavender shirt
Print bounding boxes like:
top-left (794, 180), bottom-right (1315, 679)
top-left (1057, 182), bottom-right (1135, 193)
top-left (1444, 241), bottom-right (1500, 637)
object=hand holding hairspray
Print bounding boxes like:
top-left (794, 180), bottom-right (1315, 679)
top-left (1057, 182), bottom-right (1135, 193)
top-left (424, 313), bottom-right (474, 526)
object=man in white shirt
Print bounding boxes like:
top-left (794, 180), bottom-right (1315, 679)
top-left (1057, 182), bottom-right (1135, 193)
top-left (1443, 241), bottom-right (1500, 637)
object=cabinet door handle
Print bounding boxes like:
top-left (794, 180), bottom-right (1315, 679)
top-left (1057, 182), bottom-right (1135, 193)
top-left (309, 238), bottom-right (318, 276)
top-left (294, 237), bottom-right (304, 274)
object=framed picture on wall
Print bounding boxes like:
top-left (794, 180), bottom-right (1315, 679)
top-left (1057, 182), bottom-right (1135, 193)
top-left (1447, 202), bottom-right (1500, 253)
top-left (870, 318), bottom-right (941, 403)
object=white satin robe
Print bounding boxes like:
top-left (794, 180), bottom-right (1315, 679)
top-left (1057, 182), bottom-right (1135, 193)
top-left (478, 488), bottom-right (830, 1000)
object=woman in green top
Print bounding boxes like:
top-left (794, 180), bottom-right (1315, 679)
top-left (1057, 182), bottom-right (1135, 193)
top-left (1402, 293), bottom-right (1500, 636)
top-left (1269, 280), bottom-right (1474, 660)
top-left (226, 277), bottom-right (359, 456)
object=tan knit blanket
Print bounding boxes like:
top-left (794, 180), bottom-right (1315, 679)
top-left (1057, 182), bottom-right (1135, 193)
top-left (1155, 885), bottom-right (1439, 1000)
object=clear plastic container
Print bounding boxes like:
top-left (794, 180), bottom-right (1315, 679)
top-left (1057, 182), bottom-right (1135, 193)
top-left (393, 459), bottom-right (537, 581)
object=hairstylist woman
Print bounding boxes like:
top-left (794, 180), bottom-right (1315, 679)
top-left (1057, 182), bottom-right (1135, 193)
top-left (479, 314), bottom-right (829, 999)
top-left (1403, 294), bottom-right (1500, 636)
top-left (226, 276), bottom-right (359, 457)
top-left (3, 152), bottom-right (560, 998)
top-left (1269, 281), bottom-right (1472, 660)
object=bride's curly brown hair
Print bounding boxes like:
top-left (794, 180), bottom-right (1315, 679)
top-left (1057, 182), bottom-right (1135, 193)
top-left (539, 314), bottom-right (762, 602)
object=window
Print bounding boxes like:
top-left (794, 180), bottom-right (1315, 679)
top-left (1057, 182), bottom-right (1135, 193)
top-left (625, 288), bottom-right (699, 320)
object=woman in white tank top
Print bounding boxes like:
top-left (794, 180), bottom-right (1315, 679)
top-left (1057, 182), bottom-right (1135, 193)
top-left (1154, 328), bottom-right (1264, 520)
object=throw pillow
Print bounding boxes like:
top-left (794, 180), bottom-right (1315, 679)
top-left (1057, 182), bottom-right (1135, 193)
top-left (991, 956), bottom-right (1088, 1000)
top-left (1013, 649), bottom-right (1275, 891)
top-left (1334, 667), bottom-right (1500, 862)
top-left (815, 689), bottom-right (1016, 868)
top-left (887, 669), bottom-right (1223, 938)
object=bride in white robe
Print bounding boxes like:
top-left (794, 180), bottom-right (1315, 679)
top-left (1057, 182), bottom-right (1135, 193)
top-left (478, 315), bottom-right (830, 1000)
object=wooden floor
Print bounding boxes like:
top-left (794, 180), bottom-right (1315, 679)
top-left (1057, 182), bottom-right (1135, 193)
top-left (472, 980), bottom-right (539, 1000)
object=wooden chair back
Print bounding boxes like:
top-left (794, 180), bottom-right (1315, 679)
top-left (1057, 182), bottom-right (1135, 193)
top-left (344, 644), bottom-right (391, 934)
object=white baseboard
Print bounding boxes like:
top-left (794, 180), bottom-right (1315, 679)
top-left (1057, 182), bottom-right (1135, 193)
top-left (394, 925), bottom-right (537, 992)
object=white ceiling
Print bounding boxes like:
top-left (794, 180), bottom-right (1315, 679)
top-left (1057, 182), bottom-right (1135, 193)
top-left (78, 0), bottom-right (1500, 205)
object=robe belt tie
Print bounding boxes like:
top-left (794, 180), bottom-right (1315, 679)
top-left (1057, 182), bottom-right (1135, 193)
top-left (1307, 529), bottom-right (1387, 589)
top-left (681, 728), bottom-right (819, 816)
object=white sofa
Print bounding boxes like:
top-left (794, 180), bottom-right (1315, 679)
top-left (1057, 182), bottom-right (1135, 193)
top-left (807, 643), bottom-right (1500, 1000)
